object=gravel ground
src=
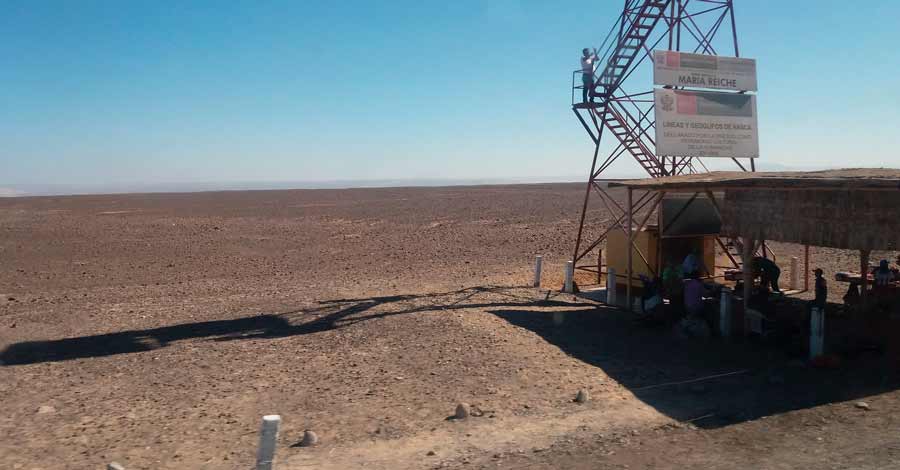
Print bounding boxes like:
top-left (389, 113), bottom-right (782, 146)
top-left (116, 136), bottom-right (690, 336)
top-left (1, 184), bottom-right (899, 469)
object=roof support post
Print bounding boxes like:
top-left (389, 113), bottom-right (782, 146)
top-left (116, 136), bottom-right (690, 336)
top-left (742, 235), bottom-right (754, 311)
top-left (627, 187), bottom-right (634, 313)
top-left (860, 249), bottom-right (870, 306)
top-left (804, 245), bottom-right (810, 292)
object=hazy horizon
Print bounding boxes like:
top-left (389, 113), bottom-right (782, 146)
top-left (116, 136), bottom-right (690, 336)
top-left (0, 160), bottom-right (853, 198)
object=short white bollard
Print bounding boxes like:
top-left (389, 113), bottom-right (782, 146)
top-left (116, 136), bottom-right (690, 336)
top-left (564, 261), bottom-right (574, 293)
top-left (719, 288), bottom-right (733, 338)
top-left (533, 255), bottom-right (543, 287)
top-left (256, 415), bottom-right (282, 470)
top-left (810, 307), bottom-right (825, 360)
top-left (606, 268), bottom-right (617, 306)
top-left (790, 256), bottom-right (799, 291)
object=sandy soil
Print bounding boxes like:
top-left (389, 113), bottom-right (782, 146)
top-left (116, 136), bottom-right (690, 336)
top-left (1, 184), bottom-right (899, 469)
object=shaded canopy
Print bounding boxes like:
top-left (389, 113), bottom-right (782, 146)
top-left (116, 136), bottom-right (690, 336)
top-left (611, 169), bottom-right (900, 251)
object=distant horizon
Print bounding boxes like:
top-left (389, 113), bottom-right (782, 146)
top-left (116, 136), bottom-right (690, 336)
top-left (0, 161), bottom-right (859, 198)
top-left (0, 175), bottom-right (587, 198)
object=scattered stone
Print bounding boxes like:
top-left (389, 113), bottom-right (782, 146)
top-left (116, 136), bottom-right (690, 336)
top-left (9, 323), bottom-right (15, 328)
top-left (455, 403), bottom-right (471, 420)
top-left (575, 389), bottom-right (590, 403)
top-left (7, 297), bottom-right (15, 302)
top-left (855, 401), bottom-right (871, 411)
top-left (300, 430), bottom-right (319, 447)
top-left (37, 405), bottom-right (56, 414)
top-left (427, 450), bottom-right (436, 456)
top-left (107, 463), bottom-right (125, 470)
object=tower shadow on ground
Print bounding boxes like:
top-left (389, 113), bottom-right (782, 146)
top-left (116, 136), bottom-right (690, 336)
top-left (0, 286), bottom-right (576, 366)
top-left (2, 285), bottom-right (895, 429)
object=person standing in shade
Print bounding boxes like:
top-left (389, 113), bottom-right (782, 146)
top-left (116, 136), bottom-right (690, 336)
top-left (580, 48), bottom-right (599, 103)
top-left (812, 268), bottom-right (827, 310)
top-left (874, 259), bottom-right (893, 290)
top-left (873, 259), bottom-right (894, 311)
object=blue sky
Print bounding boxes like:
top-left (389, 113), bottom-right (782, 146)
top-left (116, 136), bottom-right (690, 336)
top-left (2, 0), bottom-right (899, 188)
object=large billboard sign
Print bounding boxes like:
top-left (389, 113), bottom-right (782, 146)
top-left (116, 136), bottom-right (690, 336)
top-left (653, 50), bottom-right (757, 92)
top-left (654, 89), bottom-right (759, 158)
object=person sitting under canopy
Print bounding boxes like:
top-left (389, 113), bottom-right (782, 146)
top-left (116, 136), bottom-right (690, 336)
top-left (752, 256), bottom-right (781, 294)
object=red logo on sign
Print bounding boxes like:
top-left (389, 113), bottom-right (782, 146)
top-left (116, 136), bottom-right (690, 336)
top-left (676, 93), bottom-right (697, 115)
top-left (665, 51), bottom-right (680, 68)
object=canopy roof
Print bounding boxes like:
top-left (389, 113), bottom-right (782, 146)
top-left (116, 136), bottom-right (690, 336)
top-left (609, 169), bottom-right (900, 192)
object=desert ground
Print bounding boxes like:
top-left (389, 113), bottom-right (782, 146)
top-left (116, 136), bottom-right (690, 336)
top-left (2, 184), bottom-right (900, 469)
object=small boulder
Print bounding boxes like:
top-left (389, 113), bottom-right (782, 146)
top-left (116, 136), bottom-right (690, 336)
top-left (855, 401), bottom-right (871, 411)
top-left (455, 403), bottom-right (471, 420)
top-left (300, 430), bottom-right (319, 447)
top-left (37, 405), bottom-right (56, 415)
top-left (575, 390), bottom-right (589, 403)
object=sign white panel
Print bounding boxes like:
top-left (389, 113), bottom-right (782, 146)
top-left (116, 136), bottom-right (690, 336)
top-left (653, 50), bottom-right (757, 92)
top-left (654, 89), bottom-right (759, 158)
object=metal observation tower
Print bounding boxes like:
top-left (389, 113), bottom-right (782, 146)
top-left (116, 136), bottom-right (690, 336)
top-left (569, 0), bottom-right (749, 283)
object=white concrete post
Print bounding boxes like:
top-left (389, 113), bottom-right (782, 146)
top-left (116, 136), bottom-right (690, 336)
top-left (564, 261), bottom-right (574, 293)
top-left (719, 288), bottom-right (733, 338)
top-left (810, 307), bottom-right (825, 360)
top-left (256, 415), bottom-right (282, 470)
top-left (606, 268), bottom-right (617, 306)
top-left (533, 255), bottom-right (543, 287)
top-left (790, 256), bottom-right (799, 291)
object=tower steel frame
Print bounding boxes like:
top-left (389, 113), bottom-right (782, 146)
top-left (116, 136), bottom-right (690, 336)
top-left (569, 0), bottom-right (752, 285)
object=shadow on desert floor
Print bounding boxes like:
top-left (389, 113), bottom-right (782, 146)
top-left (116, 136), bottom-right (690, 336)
top-left (490, 300), bottom-right (900, 429)
top-left (0, 286), bottom-right (576, 366)
top-left (3, 285), bottom-right (896, 429)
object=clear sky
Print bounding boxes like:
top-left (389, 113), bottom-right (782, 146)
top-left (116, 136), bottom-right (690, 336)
top-left (2, 0), bottom-right (899, 189)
